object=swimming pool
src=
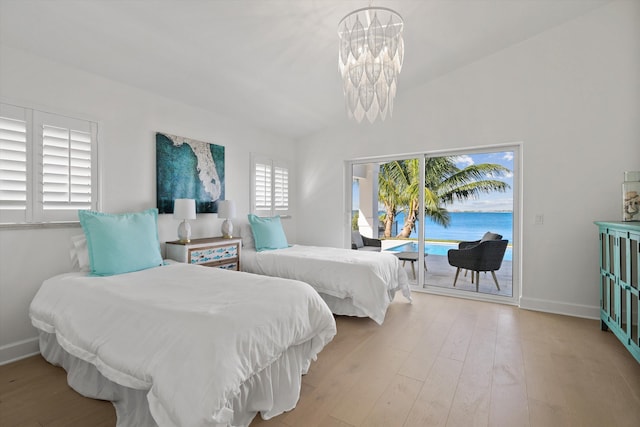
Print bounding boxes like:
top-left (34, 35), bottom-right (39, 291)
top-left (385, 241), bottom-right (513, 261)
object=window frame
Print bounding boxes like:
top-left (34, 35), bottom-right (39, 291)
top-left (0, 102), bottom-right (99, 225)
top-left (250, 153), bottom-right (290, 217)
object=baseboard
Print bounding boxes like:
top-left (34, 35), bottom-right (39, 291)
top-left (519, 296), bottom-right (600, 319)
top-left (0, 337), bottom-right (39, 366)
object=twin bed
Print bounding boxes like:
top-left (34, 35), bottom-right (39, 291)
top-left (31, 263), bottom-right (336, 427)
top-left (29, 209), bottom-right (411, 426)
top-left (240, 216), bottom-right (411, 325)
top-left (241, 244), bottom-right (411, 325)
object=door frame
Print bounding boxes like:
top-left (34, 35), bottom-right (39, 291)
top-left (344, 142), bottom-right (522, 306)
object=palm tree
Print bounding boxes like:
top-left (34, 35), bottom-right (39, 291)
top-left (380, 157), bottom-right (510, 238)
top-left (378, 163), bottom-right (403, 238)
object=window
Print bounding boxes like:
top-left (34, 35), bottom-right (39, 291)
top-left (251, 154), bottom-right (289, 216)
top-left (0, 103), bottom-right (98, 224)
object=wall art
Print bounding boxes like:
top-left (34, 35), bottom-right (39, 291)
top-left (156, 132), bottom-right (225, 214)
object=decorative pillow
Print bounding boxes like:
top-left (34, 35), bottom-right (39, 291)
top-left (247, 214), bottom-right (289, 252)
top-left (351, 231), bottom-right (364, 248)
top-left (481, 231), bottom-right (502, 242)
top-left (240, 223), bottom-right (255, 249)
top-left (78, 208), bottom-right (163, 276)
top-left (69, 234), bottom-right (90, 272)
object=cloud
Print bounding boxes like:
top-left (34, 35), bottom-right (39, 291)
top-left (503, 152), bottom-right (514, 161)
top-left (485, 170), bottom-right (513, 179)
top-left (455, 155), bottom-right (474, 167)
top-left (448, 197), bottom-right (514, 212)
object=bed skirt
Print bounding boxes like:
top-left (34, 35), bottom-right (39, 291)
top-left (317, 292), bottom-right (395, 319)
top-left (39, 331), bottom-right (314, 427)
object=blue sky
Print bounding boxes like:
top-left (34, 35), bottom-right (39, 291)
top-left (448, 151), bottom-right (514, 212)
top-left (353, 150), bottom-right (514, 212)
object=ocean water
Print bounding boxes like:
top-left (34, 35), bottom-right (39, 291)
top-left (386, 211), bottom-right (513, 243)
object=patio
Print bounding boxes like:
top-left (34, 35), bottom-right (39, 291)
top-left (393, 252), bottom-right (513, 297)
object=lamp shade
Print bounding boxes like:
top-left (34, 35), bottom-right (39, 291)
top-left (173, 199), bottom-right (196, 220)
top-left (217, 200), bottom-right (236, 219)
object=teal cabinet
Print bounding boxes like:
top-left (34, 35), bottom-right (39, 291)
top-left (595, 221), bottom-right (640, 363)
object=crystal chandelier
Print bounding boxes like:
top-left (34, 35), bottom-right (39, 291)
top-left (338, 6), bottom-right (404, 123)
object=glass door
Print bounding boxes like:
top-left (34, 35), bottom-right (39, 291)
top-left (418, 150), bottom-right (516, 300)
top-left (348, 145), bottom-right (519, 305)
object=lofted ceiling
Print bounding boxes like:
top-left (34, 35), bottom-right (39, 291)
top-left (0, 0), bottom-right (612, 139)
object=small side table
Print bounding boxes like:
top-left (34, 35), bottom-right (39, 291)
top-left (166, 237), bottom-right (242, 271)
top-left (395, 252), bottom-right (428, 279)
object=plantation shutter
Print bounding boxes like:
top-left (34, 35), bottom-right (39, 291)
top-left (0, 104), bottom-right (98, 224)
top-left (35, 111), bottom-right (97, 222)
top-left (274, 164), bottom-right (289, 213)
top-left (0, 104), bottom-right (30, 223)
top-left (251, 154), bottom-right (290, 217)
top-left (254, 161), bottom-right (272, 212)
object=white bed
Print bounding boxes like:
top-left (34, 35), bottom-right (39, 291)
top-left (30, 262), bottom-right (337, 427)
top-left (241, 244), bottom-right (412, 325)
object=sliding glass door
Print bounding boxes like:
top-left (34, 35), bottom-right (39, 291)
top-left (348, 145), bottom-right (519, 304)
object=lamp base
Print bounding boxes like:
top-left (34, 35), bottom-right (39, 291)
top-left (221, 219), bottom-right (233, 239)
top-left (178, 220), bottom-right (191, 243)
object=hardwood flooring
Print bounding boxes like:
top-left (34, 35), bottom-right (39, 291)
top-left (2, 292), bottom-right (639, 427)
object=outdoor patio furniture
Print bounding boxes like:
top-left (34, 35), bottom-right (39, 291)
top-left (395, 251), bottom-right (427, 279)
top-left (447, 239), bottom-right (508, 291)
top-left (351, 231), bottom-right (382, 252)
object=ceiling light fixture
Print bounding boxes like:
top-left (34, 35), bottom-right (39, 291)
top-left (338, 6), bottom-right (404, 123)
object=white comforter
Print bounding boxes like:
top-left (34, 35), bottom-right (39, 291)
top-left (29, 263), bottom-right (336, 427)
top-left (241, 245), bottom-right (411, 324)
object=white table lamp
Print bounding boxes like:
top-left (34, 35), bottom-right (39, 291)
top-left (174, 198), bottom-right (196, 243)
top-left (218, 200), bottom-right (236, 238)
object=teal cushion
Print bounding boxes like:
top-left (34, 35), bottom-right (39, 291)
top-left (247, 214), bottom-right (289, 252)
top-left (78, 208), bottom-right (163, 276)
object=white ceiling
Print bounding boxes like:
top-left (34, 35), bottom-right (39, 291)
top-left (0, 0), bottom-right (612, 139)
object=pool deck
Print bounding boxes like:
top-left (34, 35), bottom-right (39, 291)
top-left (387, 247), bottom-right (513, 297)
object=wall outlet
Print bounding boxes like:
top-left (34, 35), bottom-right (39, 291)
top-left (534, 214), bottom-right (544, 225)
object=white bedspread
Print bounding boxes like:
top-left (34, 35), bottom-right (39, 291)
top-left (241, 245), bottom-right (411, 324)
top-left (29, 263), bottom-right (336, 427)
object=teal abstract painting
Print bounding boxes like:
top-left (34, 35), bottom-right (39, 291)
top-left (156, 132), bottom-right (225, 214)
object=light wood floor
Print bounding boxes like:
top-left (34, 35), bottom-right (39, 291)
top-left (2, 292), bottom-right (639, 427)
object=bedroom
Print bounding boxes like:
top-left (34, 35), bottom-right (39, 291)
top-left (1, 0), bottom-right (639, 425)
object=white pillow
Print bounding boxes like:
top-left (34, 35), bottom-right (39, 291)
top-left (70, 234), bottom-right (90, 272)
top-left (240, 223), bottom-right (255, 249)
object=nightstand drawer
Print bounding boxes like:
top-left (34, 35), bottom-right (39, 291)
top-left (166, 237), bottom-right (242, 271)
top-left (189, 244), bottom-right (238, 265)
top-left (217, 261), bottom-right (239, 271)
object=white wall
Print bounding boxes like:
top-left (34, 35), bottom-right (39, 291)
top-left (295, 1), bottom-right (640, 317)
top-left (0, 46), bottom-right (298, 363)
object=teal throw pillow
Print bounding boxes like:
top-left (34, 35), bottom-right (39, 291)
top-left (247, 214), bottom-right (289, 252)
top-left (78, 208), bottom-right (163, 276)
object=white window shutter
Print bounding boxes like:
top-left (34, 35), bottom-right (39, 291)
top-left (0, 103), bottom-right (98, 224)
top-left (251, 154), bottom-right (290, 217)
top-left (274, 164), bottom-right (289, 213)
top-left (254, 161), bottom-right (272, 212)
top-left (0, 104), bottom-right (30, 223)
top-left (34, 111), bottom-right (98, 222)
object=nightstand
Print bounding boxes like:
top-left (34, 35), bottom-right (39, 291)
top-left (165, 237), bottom-right (242, 271)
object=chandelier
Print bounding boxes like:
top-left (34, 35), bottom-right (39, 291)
top-left (338, 6), bottom-right (404, 123)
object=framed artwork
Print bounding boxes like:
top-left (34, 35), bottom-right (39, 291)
top-left (156, 132), bottom-right (225, 214)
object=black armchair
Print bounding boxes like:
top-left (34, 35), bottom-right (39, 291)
top-left (447, 239), bottom-right (508, 291)
top-left (351, 231), bottom-right (382, 252)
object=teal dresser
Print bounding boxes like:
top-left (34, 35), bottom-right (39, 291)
top-left (595, 221), bottom-right (640, 363)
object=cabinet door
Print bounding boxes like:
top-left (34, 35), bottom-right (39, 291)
top-left (599, 228), bottom-right (617, 324)
top-left (620, 231), bottom-right (640, 350)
